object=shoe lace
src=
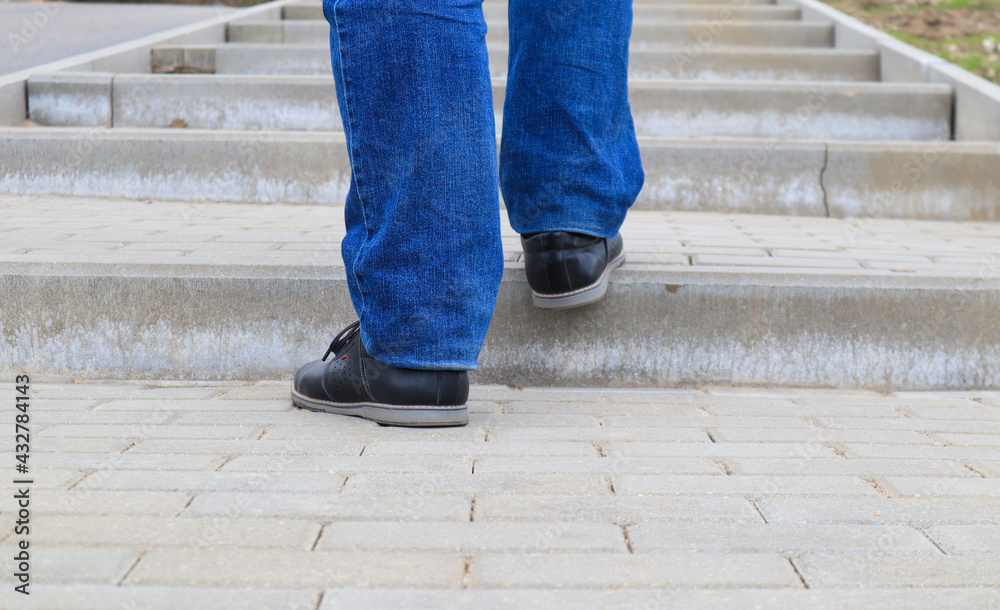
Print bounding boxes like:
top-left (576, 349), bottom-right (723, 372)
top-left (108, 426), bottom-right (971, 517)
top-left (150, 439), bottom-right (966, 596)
top-left (322, 321), bottom-right (361, 362)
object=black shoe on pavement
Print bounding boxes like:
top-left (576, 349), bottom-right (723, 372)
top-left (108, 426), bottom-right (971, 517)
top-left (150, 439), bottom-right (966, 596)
top-left (291, 322), bottom-right (469, 427)
top-left (520, 231), bottom-right (625, 309)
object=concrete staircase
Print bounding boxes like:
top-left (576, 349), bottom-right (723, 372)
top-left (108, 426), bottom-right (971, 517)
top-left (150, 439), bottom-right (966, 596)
top-left (2, 0), bottom-right (1000, 389)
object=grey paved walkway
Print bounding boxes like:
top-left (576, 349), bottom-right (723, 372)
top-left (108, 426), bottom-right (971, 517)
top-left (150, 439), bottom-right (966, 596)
top-left (1, 1), bottom-right (231, 75)
top-left (3, 196), bottom-right (1000, 278)
top-left (1, 379), bottom-right (998, 607)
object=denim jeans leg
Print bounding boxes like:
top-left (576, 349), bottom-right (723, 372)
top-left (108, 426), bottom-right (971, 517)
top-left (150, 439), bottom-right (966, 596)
top-left (324, 0), bottom-right (503, 371)
top-left (500, 0), bottom-right (644, 238)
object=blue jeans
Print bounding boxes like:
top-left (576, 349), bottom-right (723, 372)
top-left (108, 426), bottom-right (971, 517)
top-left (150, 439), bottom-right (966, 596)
top-left (325, 0), bottom-right (643, 370)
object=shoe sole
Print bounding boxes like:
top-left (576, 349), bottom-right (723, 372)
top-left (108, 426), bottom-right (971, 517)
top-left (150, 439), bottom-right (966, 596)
top-left (291, 389), bottom-right (468, 427)
top-left (531, 251), bottom-right (626, 310)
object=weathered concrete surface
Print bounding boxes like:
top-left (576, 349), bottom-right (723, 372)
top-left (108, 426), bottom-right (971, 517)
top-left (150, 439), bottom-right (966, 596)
top-left (824, 141), bottom-right (1000, 221)
top-left (155, 43), bottom-right (879, 82)
top-left (634, 138), bottom-right (827, 215)
top-left (624, 80), bottom-right (951, 141)
top-left (0, 128), bottom-right (352, 204)
top-left (228, 20), bottom-right (835, 48)
top-left (0, 129), bottom-right (825, 214)
top-left (60, 74), bottom-right (953, 141)
top-left (7, 128), bottom-right (1000, 219)
top-left (3, 198), bottom-right (1000, 389)
top-left (27, 72), bottom-right (113, 128)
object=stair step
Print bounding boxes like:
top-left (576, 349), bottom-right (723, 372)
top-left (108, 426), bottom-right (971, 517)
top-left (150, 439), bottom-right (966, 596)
top-left (29, 74), bottom-right (950, 141)
top-left (4, 197), bottom-right (999, 389)
top-left (2, 128), bottom-right (998, 220)
top-left (227, 20), bottom-right (834, 48)
top-left (152, 43), bottom-right (879, 82)
top-left (282, 3), bottom-right (802, 22)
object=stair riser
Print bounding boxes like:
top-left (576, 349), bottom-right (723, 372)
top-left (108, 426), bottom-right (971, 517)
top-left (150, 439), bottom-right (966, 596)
top-left (32, 76), bottom-right (949, 141)
top-left (226, 21), bottom-right (834, 48)
top-left (2, 130), bottom-right (998, 220)
top-left (153, 44), bottom-right (879, 82)
top-left (282, 4), bottom-right (801, 21)
top-left (5, 272), bottom-right (999, 390)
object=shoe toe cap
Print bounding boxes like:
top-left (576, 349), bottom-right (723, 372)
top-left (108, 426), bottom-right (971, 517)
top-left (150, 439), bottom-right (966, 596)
top-left (293, 359), bottom-right (328, 399)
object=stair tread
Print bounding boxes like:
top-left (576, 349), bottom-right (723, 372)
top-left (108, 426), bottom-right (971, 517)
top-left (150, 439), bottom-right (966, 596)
top-left (5, 196), bottom-right (999, 286)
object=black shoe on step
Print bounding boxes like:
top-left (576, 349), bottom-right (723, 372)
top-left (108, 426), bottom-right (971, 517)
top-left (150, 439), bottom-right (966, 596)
top-left (520, 231), bottom-right (625, 309)
top-left (291, 322), bottom-right (469, 427)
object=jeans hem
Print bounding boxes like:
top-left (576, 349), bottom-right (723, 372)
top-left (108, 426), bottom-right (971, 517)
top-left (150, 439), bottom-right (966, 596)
top-left (510, 221), bottom-right (622, 240)
top-left (359, 328), bottom-right (479, 372)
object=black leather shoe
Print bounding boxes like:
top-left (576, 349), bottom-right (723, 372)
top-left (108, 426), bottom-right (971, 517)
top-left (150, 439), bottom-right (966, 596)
top-left (520, 231), bottom-right (625, 309)
top-left (291, 322), bottom-right (469, 427)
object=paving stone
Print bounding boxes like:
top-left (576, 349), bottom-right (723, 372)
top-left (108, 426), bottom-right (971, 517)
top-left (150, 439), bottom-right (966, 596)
top-left (215, 386), bottom-right (299, 400)
top-left (222, 455), bottom-right (472, 474)
top-left (29, 411), bottom-right (176, 425)
top-left (75, 470), bottom-right (344, 493)
top-left (470, 553), bottom-right (802, 588)
top-left (0, 546), bottom-right (139, 585)
top-left (7, 437), bottom-right (133, 453)
top-left (25, 489), bottom-right (192, 517)
top-left (1, 586), bottom-right (319, 610)
top-left (362, 440), bottom-right (596, 457)
top-left (880, 476), bottom-right (1000, 497)
top-left (469, 413), bottom-right (601, 427)
top-left (317, 521), bottom-right (625, 553)
top-left (925, 524), bottom-right (1000, 553)
top-left (317, 588), bottom-right (1000, 610)
top-left (711, 428), bottom-right (931, 444)
top-left (474, 495), bottom-right (761, 523)
top-left (21, 399), bottom-right (99, 411)
top-left (934, 433), bottom-right (1000, 446)
top-left (264, 425), bottom-right (486, 442)
top-left (602, 415), bottom-right (815, 429)
top-left (968, 460), bottom-right (1000, 477)
top-left (795, 554), bottom-right (1000, 587)
top-left (756, 496), bottom-right (1000, 524)
top-left (0, 468), bottom-right (84, 490)
top-left (473, 456), bottom-right (723, 475)
top-left (726, 458), bottom-right (976, 477)
top-left (31, 385), bottom-right (224, 399)
top-left (126, 548), bottom-right (465, 588)
top-left (98, 398), bottom-right (291, 411)
top-left (126, 438), bottom-right (364, 456)
top-left (628, 522), bottom-right (937, 553)
top-left (183, 491), bottom-right (471, 521)
top-left (816, 416), bottom-right (1000, 434)
top-left (485, 426), bottom-right (711, 443)
top-left (903, 404), bottom-right (1000, 420)
top-left (344, 473), bottom-right (610, 496)
top-left (37, 424), bottom-right (263, 439)
top-left (840, 444), bottom-right (1000, 461)
top-left (28, 452), bottom-right (223, 471)
top-left (606, 442), bottom-right (838, 458)
top-left (174, 410), bottom-right (364, 426)
top-left (28, 515), bottom-right (320, 549)
top-left (614, 474), bottom-right (879, 496)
